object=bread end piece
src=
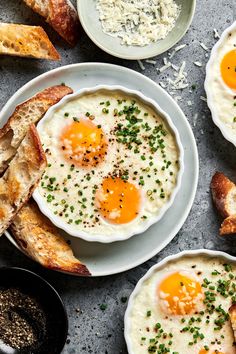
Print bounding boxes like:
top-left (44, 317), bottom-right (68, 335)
top-left (23, 0), bottom-right (80, 46)
top-left (0, 23), bottom-right (60, 60)
top-left (229, 304), bottom-right (236, 342)
top-left (10, 200), bottom-right (91, 276)
top-left (220, 215), bottom-right (236, 235)
top-left (211, 172), bottom-right (236, 218)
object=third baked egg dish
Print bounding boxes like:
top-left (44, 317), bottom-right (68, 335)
top-left (126, 255), bottom-right (236, 353)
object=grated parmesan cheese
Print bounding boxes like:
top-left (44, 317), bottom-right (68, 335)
top-left (169, 44), bottom-right (186, 58)
top-left (213, 28), bottom-right (220, 39)
top-left (200, 42), bottom-right (208, 51)
top-left (137, 59), bottom-right (145, 70)
top-left (96, 0), bottom-right (181, 46)
top-left (145, 59), bottom-right (157, 65)
top-left (158, 62), bottom-right (172, 73)
top-left (194, 61), bottom-right (202, 67)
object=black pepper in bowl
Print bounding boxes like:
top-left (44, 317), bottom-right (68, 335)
top-left (0, 288), bottom-right (47, 352)
top-left (0, 268), bottom-right (68, 354)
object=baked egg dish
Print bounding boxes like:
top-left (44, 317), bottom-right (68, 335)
top-left (35, 88), bottom-right (182, 240)
top-left (206, 23), bottom-right (236, 142)
top-left (126, 255), bottom-right (236, 354)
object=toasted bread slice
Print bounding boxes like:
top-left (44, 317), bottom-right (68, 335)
top-left (10, 200), bottom-right (90, 276)
top-left (0, 125), bottom-right (46, 236)
top-left (229, 304), bottom-right (236, 342)
top-left (0, 85), bottom-right (73, 174)
top-left (0, 23), bottom-right (60, 60)
top-left (23, 0), bottom-right (80, 46)
top-left (211, 172), bottom-right (236, 218)
top-left (220, 215), bottom-right (236, 235)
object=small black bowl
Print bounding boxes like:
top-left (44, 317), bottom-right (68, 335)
top-left (0, 267), bottom-right (68, 354)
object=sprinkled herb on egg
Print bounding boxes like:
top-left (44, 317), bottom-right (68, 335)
top-left (36, 91), bottom-right (180, 238)
top-left (127, 256), bottom-right (236, 354)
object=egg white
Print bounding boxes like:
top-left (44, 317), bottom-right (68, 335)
top-left (36, 91), bottom-right (179, 238)
top-left (128, 256), bottom-right (236, 354)
top-left (207, 29), bottom-right (236, 136)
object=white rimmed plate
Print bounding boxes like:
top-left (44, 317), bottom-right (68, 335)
top-left (33, 85), bottom-right (184, 243)
top-left (205, 21), bottom-right (236, 146)
top-left (77, 0), bottom-right (196, 60)
top-left (1, 63), bottom-right (198, 276)
top-left (124, 249), bottom-right (236, 353)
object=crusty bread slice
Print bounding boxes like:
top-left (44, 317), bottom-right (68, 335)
top-left (220, 215), bottom-right (236, 235)
top-left (23, 0), bottom-right (80, 46)
top-left (0, 23), bottom-right (60, 60)
top-left (229, 304), bottom-right (236, 342)
top-left (0, 85), bottom-right (73, 174)
top-left (211, 172), bottom-right (236, 218)
top-left (10, 200), bottom-right (91, 276)
top-left (0, 125), bottom-right (46, 236)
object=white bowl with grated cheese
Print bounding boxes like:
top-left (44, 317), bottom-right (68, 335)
top-left (77, 0), bottom-right (196, 60)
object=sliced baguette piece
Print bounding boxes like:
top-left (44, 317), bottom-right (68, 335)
top-left (10, 200), bottom-right (91, 276)
top-left (0, 85), bottom-right (73, 174)
top-left (0, 23), bottom-right (60, 60)
top-left (220, 215), bottom-right (236, 235)
top-left (23, 0), bottom-right (80, 46)
top-left (0, 124), bottom-right (46, 236)
top-left (229, 304), bottom-right (236, 342)
top-left (211, 172), bottom-right (236, 218)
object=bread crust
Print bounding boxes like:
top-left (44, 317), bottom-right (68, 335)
top-left (229, 304), bottom-right (236, 342)
top-left (220, 215), bottom-right (236, 235)
top-left (0, 125), bottom-right (47, 236)
top-left (10, 200), bottom-right (91, 276)
top-left (23, 0), bottom-right (80, 46)
top-left (211, 172), bottom-right (236, 218)
top-left (0, 85), bottom-right (73, 174)
top-left (0, 23), bottom-right (60, 60)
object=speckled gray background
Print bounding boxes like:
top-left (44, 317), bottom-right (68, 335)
top-left (0, 1), bottom-right (236, 353)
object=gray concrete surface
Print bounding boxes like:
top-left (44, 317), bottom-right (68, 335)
top-left (0, 1), bottom-right (236, 353)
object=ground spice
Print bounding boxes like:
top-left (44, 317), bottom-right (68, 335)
top-left (0, 288), bottom-right (47, 351)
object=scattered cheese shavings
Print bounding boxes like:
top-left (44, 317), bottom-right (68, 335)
top-left (159, 82), bottom-right (166, 88)
top-left (194, 61), bottom-right (203, 67)
top-left (200, 96), bottom-right (207, 102)
top-left (97, 0), bottom-right (181, 47)
top-left (174, 96), bottom-right (182, 101)
top-left (193, 113), bottom-right (198, 127)
top-left (163, 57), bottom-right (168, 65)
top-left (137, 60), bottom-right (145, 71)
top-left (214, 28), bottom-right (220, 39)
top-left (158, 62), bottom-right (172, 73)
top-left (169, 44), bottom-right (186, 59)
top-left (163, 60), bottom-right (189, 90)
top-left (171, 64), bottom-right (179, 71)
top-left (200, 42), bottom-right (208, 51)
top-left (145, 59), bottom-right (157, 65)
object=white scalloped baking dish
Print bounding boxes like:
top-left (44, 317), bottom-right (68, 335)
top-left (33, 85), bottom-right (184, 243)
top-left (205, 22), bottom-right (236, 146)
top-left (124, 249), bottom-right (236, 353)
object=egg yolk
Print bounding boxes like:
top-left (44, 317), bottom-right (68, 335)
top-left (221, 50), bottom-right (236, 89)
top-left (158, 272), bottom-right (203, 315)
top-left (96, 177), bottom-right (141, 224)
top-left (199, 350), bottom-right (225, 354)
top-left (60, 119), bottom-right (107, 168)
